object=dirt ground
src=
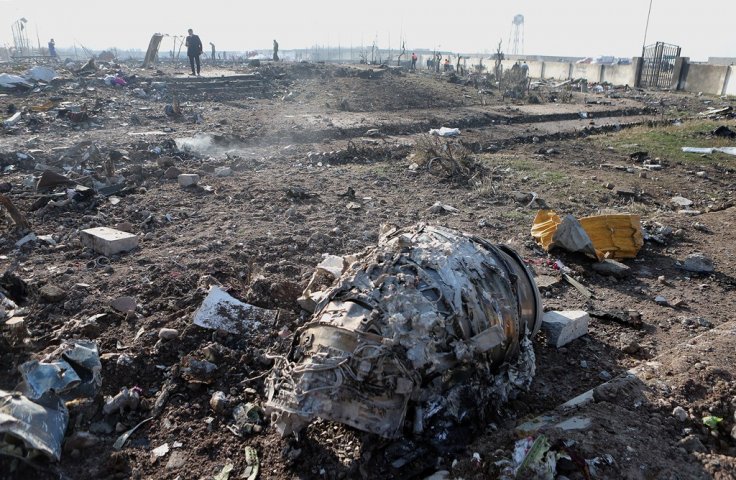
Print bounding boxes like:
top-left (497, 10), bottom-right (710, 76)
top-left (1, 59), bottom-right (735, 480)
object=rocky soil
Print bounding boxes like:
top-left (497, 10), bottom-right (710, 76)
top-left (0, 59), bottom-right (735, 479)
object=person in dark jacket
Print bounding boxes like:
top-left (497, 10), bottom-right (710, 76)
top-left (186, 29), bottom-right (203, 76)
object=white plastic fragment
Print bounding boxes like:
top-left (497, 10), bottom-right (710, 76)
top-left (681, 146), bottom-right (736, 156)
top-left (429, 126), bottom-right (460, 137)
top-left (3, 112), bottom-right (21, 128)
top-left (152, 443), bottom-right (170, 457)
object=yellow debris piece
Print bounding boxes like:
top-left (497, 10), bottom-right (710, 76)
top-left (530, 210), bottom-right (562, 251)
top-left (579, 214), bottom-right (644, 260)
top-left (531, 210), bottom-right (644, 260)
top-left (31, 100), bottom-right (59, 112)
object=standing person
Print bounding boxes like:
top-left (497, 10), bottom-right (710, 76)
top-left (520, 61), bottom-right (529, 78)
top-left (185, 29), bottom-right (203, 76)
top-left (210, 42), bottom-right (216, 62)
top-left (411, 52), bottom-right (417, 71)
top-left (48, 39), bottom-right (57, 59)
top-left (273, 39), bottom-right (279, 61)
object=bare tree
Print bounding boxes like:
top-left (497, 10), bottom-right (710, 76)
top-left (397, 40), bottom-right (406, 66)
top-left (494, 39), bottom-right (504, 81)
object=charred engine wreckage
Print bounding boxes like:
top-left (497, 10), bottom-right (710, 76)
top-left (265, 224), bottom-right (542, 444)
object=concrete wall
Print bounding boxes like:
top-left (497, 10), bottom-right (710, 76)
top-left (572, 63), bottom-right (602, 82)
top-left (725, 67), bottom-right (736, 96)
top-left (681, 63), bottom-right (730, 94)
top-left (708, 57), bottom-right (736, 66)
top-left (543, 61), bottom-right (572, 80)
top-left (405, 54), bottom-right (736, 95)
top-left (601, 63), bottom-right (637, 87)
top-left (526, 61), bottom-right (544, 78)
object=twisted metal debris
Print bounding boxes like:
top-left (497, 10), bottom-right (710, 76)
top-left (266, 224), bottom-right (542, 439)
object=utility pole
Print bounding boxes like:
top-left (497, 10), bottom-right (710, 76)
top-left (642, 0), bottom-right (653, 56)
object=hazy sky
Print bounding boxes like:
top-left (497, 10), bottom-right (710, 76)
top-left (1, 0), bottom-right (733, 61)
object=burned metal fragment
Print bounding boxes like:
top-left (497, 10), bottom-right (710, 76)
top-left (0, 340), bottom-right (101, 462)
top-left (0, 390), bottom-right (68, 462)
top-left (266, 224), bottom-right (542, 439)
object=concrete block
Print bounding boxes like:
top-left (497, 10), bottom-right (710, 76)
top-left (214, 166), bottom-right (232, 177)
top-left (542, 310), bottom-right (589, 348)
top-left (80, 227), bottom-right (139, 256)
top-left (178, 174), bottom-right (200, 187)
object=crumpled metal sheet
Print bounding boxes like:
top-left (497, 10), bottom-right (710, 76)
top-left (0, 340), bottom-right (101, 463)
top-left (17, 340), bottom-right (102, 401)
top-left (0, 390), bottom-right (68, 462)
top-left (266, 224), bottom-right (542, 439)
top-left (193, 286), bottom-right (278, 334)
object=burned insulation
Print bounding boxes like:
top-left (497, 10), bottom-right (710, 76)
top-left (265, 224), bottom-right (542, 440)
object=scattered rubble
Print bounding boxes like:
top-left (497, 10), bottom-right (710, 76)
top-left (0, 56), bottom-right (734, 479)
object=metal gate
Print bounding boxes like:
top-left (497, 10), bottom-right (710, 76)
top-left (639, 42), bottom-right (681, 88)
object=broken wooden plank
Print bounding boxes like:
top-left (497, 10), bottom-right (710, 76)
top-left (562, 273), bottom-right (593, 299)
top-left (0, 194), bottom-right (30, 231)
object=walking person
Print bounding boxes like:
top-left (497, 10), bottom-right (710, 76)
top-left (411, 52), bottom-right (417, 71)
top-left (48, 39), bottom-right (57, 59)
top-left (186, 29), bottom-right (203, 76)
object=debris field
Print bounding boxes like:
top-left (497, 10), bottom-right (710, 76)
top-left (1, 59), bottom-right (736, 479)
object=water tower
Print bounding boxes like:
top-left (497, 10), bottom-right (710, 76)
top-left (508, 14), bottom-right (524, 56)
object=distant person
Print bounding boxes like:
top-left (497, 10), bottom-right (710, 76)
top-left (185, 28), bottom-right (203, 76)
top-left (435, 52), bottom-right (441, 73)
top-left (48, 39), bottom-right (57, 58)
top-left (210, 42), bottom-right (216, 61)
top-left (273, 39), bottom-right (279, 61)
top-left (521, 61), bottom-right (529, 78)
top-left (510, 61), bottom-right (520, 78)
top-left (444, 58), bottom-right (450, 72)
top-left (411, 52), bottom-right (417, 71)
